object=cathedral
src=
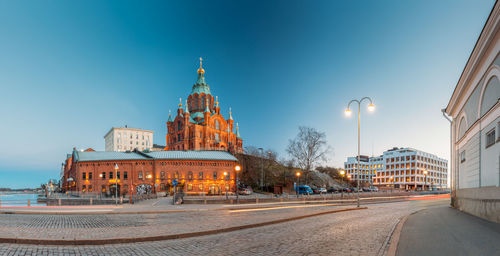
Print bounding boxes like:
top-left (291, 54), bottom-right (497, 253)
top-left (165, 58), bottom-right (243, 154)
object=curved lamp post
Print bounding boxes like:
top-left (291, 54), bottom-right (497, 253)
top-left (345, 97), bottom-right (375, 208)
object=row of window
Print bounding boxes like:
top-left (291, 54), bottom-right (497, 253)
top-left (81, 171), bottom-right (231, 181)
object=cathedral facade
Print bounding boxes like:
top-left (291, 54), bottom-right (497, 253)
top-left (165, 58), bottom-right (243, 154)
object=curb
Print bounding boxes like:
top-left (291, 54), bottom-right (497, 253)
top-left (384, 209), bottom-right (423, 256)
top-left (0, 207), bottom-right (367, 245)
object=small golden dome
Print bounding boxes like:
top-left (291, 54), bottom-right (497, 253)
top-left (197, 57), bottom-right (205, 74)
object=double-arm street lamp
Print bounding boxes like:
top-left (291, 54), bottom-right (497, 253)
top-left (223, 172), bottom-right (229, 200)
top-left (345, 97), bottom-right (375, 207)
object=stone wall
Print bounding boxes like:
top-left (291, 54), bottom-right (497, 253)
top-left (454, 186), bottom-right (500, 223)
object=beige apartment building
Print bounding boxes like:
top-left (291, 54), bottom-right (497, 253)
top-left (104, 127), bottom-right (154, 152)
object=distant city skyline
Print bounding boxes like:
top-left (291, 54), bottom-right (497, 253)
top-left (0, 0), bottom-right (495, 188)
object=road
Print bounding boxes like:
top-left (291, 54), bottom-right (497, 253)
top-left (0, 199), bottom-right (448, 256)
top-left (396, 203), bottom-right (500, 256)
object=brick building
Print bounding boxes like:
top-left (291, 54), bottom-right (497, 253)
top-left (165, 58), bottom-right (243, 154)
top-left (61, 148), bottom-right (239, 196)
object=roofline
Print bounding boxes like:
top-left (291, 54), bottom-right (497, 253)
top-left (445, 0), bottom-right (498, 114)
top-left (103, 127), bottom-right (155, 138)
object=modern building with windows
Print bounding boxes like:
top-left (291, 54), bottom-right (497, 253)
top-left (61, 148), bottom-right (239, 196)
top-left (444, 1), bottom-right (500, 223)
top-left (104, 127), bottom-right (154, 152)
top-left (344, 147), bottom-right (447, 190)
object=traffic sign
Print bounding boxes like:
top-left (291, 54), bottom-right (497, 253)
top-left (172, 179), bottom-right (178, 186)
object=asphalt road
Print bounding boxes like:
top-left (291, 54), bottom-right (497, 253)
top-left (396, 204), bottom-right (500, 256)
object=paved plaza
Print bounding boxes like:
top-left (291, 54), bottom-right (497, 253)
top-left (0, 199), bottom-right (449, 255)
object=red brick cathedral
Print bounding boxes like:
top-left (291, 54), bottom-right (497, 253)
top-left (165, 58), bottom-right (243, 154)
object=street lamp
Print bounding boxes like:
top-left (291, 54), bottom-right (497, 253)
top-left (423, 170), bottom-right (428, 191)
top-left (390, 176), bottom-right (394, 192)
top-left (223, 172), bottom-right (228, 200)
top-left (340, 170), bottom-right (345, 198)
top-left (258, 147), bottom-right (264, 191)
top-left (296, 171), bottom-right (301, 197)
top-left (345, 97), bottom-right (375, 207)
top-left (114, 164), bottom-right (119, 206)
top-left (234, 164), bottom-right (241, 203)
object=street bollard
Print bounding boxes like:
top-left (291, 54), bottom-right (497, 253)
top-left (27, 199), bottom-right (30, 207)
top-left (90, 198), bottom-right (93, 205)
top-left (58, 199), bottom-right (61, 206)
top-left (120, 196), bottom-right (123, 205)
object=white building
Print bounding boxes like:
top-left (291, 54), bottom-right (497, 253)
top-left (444, 1), bottom-right (500, 223)
top-left (104, 127), bottom-right (154, 152)
top-left (344, 147), bottom-right (447, 190)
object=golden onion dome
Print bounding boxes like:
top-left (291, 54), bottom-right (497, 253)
top-left (197, 57), bottom-right (205, 74)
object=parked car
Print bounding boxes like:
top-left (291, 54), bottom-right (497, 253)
top-left (296, 185), bottom-right (313, 195)
top-left (370, 187), bottom-right (379, 192)
top-left (238, 187), bottom-right (253, 195)
top-left (361, 187), bottom-right (371, 192)
top-left (327, 187), bottom-right (339, 193)
top-left (342, 187), bottom-right (352, 193)
top-left (312, 187), bottom-right (327, 194)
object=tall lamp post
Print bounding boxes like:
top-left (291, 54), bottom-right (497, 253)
top-left (114, 164), bottom-right (119, 206)
top-left (223, 172), bottom-right (229, 200)
top-left (296, 171), bottom-right (301, 197)
top-left (390, 176), bottom-right (394, 192)
top-left (423, 170), bottom-right (428, 191)
top-left (345, 97), bottom-right (376, 207)
top-left (234, 165), bottom-right (241, 203)
top-left (340, 170), bottom-right (345, 198)
top-left (258, 147), bottom-right (264, 191)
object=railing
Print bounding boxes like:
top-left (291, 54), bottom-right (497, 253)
top-left (0, 199), bottom-right (44, 207)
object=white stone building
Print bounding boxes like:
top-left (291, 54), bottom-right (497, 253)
top-left (344, 147), bottom-right (447, 190)
top-left (104, 127), bottom-right (154, 152)
top-left (444, 1), bottom-right (500, 223)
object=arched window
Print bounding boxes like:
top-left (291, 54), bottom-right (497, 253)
top-left (187, 171), bottom-right (193, 180)
top-left (215, 120), bottom-right (220, 130)
top-left (178, 121), bottom-right (182, 131)
top-left (458, 117), bottom-right (467, 140)
top-left (480, 76), bottom-right (500, 116)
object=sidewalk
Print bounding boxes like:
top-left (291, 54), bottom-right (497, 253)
top-left (396, 204), bottom-right (500, 256)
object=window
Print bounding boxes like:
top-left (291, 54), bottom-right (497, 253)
top-left (213, 171), bottom-right (217, 180)
top-left (199, 183), bottom-right (203, 191)
top-left (199, 172), bottom-right (204, 180)
top-left (175, 172), bottom-right (179, 179)
top-left (124, 172), bottom-right (128, 180)
top-left (117, 172), bottom-right (120, 179)
top-left (88, 185), bottom-right (93, 192)
top-left (109, 172), bottom-right (114, 179)
top-left (160, 183), bottom-right (166, 191)
top-left (178, 134), bottom-right (181, 142)
top-left (187, 171), bottom-right (193, 180)
top-left (460, 151), bottom-right (466, 163)
top-left (82, 172), bottom-right (86, 180)
top-left (101, 172), bottom-right (106, 179)
top-left (88, 172), bottom-right (92, 180)
top-left (486, 129), bottom-right (496, 148)
top-left (187, 183), bottom-right (193, 191)
top-left (160, 171), bottom-right (165, 179)
top-left (215, 120), bottom-right (220, 130)
top-left (82, 185), bottom-right (86, 192)
top-left (138, 171), bottom-right (143, 179)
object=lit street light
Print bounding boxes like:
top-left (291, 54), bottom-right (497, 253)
top-left (234, 164), bottom-right (241, 203)
top-left (224, 172), bottom-right (228, 200)
top-left (345, 97), bottom-right (375, 207)
top-left (296, 171), bottom-right (301, 197)
top-left (423, 170), bottom-right (428, 191)
top-left (114, 163), bottom-right (119, 206)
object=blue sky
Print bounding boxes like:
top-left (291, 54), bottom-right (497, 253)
top-left (0, 0), bottom-right (495, 188)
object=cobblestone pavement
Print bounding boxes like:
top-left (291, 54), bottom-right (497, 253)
top-left (0, 204), bottom-right (355, 240)
top-left (0, 199), bottom-right (449, 255)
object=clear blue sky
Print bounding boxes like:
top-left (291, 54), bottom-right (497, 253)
top-left (0, 0), bottom-right (494, 188)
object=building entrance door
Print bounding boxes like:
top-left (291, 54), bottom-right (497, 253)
top-left (109, 184), bottom-right (121, 197)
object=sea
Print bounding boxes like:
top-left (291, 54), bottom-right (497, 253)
top-left (0, 192), bottom-right (45, 206)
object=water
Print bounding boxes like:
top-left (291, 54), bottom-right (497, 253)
top-left (0, 192), bottom-right (45, 206)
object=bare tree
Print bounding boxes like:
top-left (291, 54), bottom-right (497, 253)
top-left (286, 126), bottom-right (331, 183)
